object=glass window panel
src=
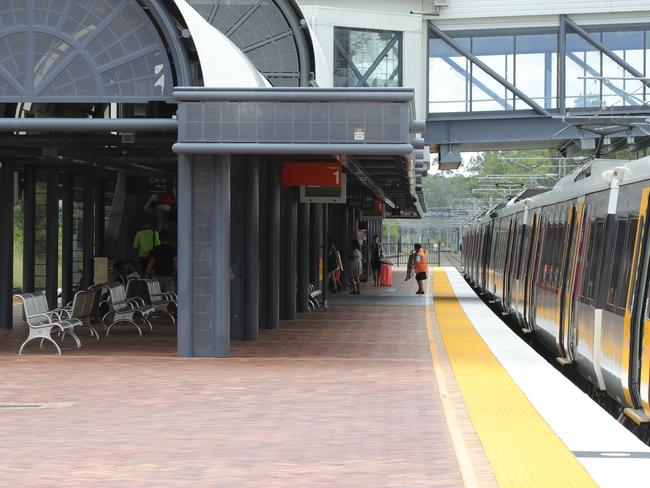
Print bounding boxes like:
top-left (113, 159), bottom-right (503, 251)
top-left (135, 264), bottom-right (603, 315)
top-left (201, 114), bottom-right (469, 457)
top-left (334, 27), bottom-right (402, 88)
top-left (428, 47), bottom-right (469, 112)
top-left (515, 34), bottom-right (557, 109)
top-left (428, 37), bottom-right (470, 112)
top-left (602, 30), bottom-right (645, 107)
top-left (566, 33), bottom-right (602, 108)
top-left (470, 63), bottom-right (513, 111)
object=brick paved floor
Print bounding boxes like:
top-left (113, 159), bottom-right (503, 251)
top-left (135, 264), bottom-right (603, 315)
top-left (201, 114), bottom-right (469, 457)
top-left (0, 277), bottom-right (467, 487)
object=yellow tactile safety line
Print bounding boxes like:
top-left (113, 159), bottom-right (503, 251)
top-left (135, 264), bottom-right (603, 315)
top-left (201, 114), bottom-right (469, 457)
top-left (431, 269), bottom-right (597, 488)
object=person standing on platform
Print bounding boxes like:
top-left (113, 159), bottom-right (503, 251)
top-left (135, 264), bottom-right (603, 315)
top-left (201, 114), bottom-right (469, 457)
top-left (133, 222), bottom-right (160, 273)
top-left (413, 243), bottom-right (428, 295)
top-left (371, 235), bottom-right (384, 287)
top-left (146, 231), bottom-right (177, 292)
top-left (349, 239), bottom-right (363, 295)
top-left (327, 239), bottom-right (340, 293)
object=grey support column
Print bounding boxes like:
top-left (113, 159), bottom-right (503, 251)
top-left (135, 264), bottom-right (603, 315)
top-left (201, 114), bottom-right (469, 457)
top-left (61, 172), bottom-right (73, 305)
top-left (297, 203), bottom-right (310, 313)
top-left (79, 172), bottom-right (94, 289)
top-left (230, 159), bottom-right (246, 340)
top-left (322, 204), bottom-right (329, 306)
top-left (22, 166), bottom-right (36, 292)
top-left (94, 177), bottom-right (105, 257)
top-left (245, 157), bottom-right (260, 340)
top-left (264, 161), bottom-right (281, 329)
top-left (281, 187), bottom-right (298, 320)
top-left (309, 204), bottom-right (322, 287)
top-left (46, 168), bottom-right (59, 307)
top-left (0, 161), bottom-right (14, 329)
top-left (177, 154), bottom-right (231, 358)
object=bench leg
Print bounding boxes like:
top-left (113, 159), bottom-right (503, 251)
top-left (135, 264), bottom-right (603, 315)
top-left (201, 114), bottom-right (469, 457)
top-left (19, 330), bottom-right (61, 356)
top-left (106, 320), bottom-right (142, 337)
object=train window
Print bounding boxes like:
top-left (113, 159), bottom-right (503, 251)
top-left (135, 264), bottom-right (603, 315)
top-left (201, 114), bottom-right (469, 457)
top-left (619, 217), bottom-right (639, 311)
top-left (607, 219), bottom-right (628, 310)
top-left (586, 220), bottom-right (605, 301)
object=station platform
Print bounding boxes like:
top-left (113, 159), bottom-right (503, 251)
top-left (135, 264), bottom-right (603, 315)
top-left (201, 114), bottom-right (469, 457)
top-left (1, 269), bottom-right (649, 487)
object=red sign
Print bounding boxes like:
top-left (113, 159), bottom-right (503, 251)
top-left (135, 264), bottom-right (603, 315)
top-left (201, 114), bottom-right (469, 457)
top-left (282, 162), bottom-right (342, 187)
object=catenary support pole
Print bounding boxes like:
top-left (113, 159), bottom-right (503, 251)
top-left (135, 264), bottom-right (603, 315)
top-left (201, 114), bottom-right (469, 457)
top-left (45, 167), bottom-right (59, 307)
top-left (0, 161), bottom-right (14, 329)
top-left (22, 166), bottom-right (36, 292)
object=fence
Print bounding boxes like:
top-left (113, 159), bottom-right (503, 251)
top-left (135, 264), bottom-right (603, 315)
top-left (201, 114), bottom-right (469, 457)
top-left (381, 242), bottom-right (441, 267)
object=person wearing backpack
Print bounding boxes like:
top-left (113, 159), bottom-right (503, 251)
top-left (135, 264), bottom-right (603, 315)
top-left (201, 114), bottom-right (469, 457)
top-left (133, 222), bottom-right (160, 273)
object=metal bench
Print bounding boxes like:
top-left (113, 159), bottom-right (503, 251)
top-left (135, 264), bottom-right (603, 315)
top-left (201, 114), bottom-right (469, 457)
top-left (57, 289), bottom-right (100, 340)
top-left (143, 279), bottom-right (177, 324)
top-left (308, 284), bottom-right (322, 312)
top-left (15, 292), bottom-right (82, 355)
top-left (101, 282), bottom-right (154, 336)
top-left (127, 279), bottom-right (176, 325)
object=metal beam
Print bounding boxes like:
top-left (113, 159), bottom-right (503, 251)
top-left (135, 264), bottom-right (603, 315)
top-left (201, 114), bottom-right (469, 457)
top-left (564, 16), bottom-right (650, 92)
top-left (428, 22), bottom-right (551, 116)
top-left (265, 160), bottom-right (281, 329)
top-left (173, 143), bottom-right (414, 156)
top-left (0, 119), bottom-right (178, 132)
top-left (173, 87), bottom-right (415, 103)
top-left (80, 172), bottom-right (94, 289)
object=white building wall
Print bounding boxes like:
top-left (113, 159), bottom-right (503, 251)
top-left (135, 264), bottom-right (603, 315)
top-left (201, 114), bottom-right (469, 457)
top-left (299, 0), bottom-right (650, 118)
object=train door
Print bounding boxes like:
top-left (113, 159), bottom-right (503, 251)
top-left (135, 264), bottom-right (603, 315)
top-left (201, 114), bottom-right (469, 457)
top-left (557, 202), bottom-right (579, 363)
top-left (621, 187), bottom-right (650, 414)
top-left (563, 198), bottom-right (587, 364)
top-left (525, 212), bottom-right (540, 329)
top-left (503, 218), bottom-right (517, 313)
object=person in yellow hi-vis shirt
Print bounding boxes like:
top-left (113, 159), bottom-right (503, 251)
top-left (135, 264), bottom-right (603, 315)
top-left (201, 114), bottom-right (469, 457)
top-left (413, 243), bottom-right (428, 295)
top-left (133, 222), bottom-right (160, 273)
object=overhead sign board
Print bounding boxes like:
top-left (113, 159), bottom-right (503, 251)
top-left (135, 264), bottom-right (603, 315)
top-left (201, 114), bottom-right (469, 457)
top-left (282, 162), bottom-right (342, 187)
top-left (300, 173), bottom-right (347, 204)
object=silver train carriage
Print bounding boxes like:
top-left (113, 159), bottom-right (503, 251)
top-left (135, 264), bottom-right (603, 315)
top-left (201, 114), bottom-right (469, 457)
top-left (462, 156), bottom-right (650, 423)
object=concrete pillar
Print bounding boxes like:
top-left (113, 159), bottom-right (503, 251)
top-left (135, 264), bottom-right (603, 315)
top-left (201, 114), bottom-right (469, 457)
top-left (61, 172), bottom-right (73, 305)
top-left (22, 166), bottom-right (35, 292)
top-left (177, 154), bottom-right (231, 357)
top-left (0, 161), bottom-right (14, 329)
top-left (281, 186), bottom-right (297, 320)
top-left (45, 168), bottom-right (59, 307)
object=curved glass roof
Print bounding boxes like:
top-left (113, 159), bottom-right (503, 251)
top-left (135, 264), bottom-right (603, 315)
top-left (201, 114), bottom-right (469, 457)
top-left (186, 0), bottom-right (313, 87)
top-left (0, 0), bottom-right (173, 102)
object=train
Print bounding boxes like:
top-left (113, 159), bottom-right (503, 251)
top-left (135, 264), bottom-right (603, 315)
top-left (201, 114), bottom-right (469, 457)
top-left (462, 156), bottom-right (650, 425)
